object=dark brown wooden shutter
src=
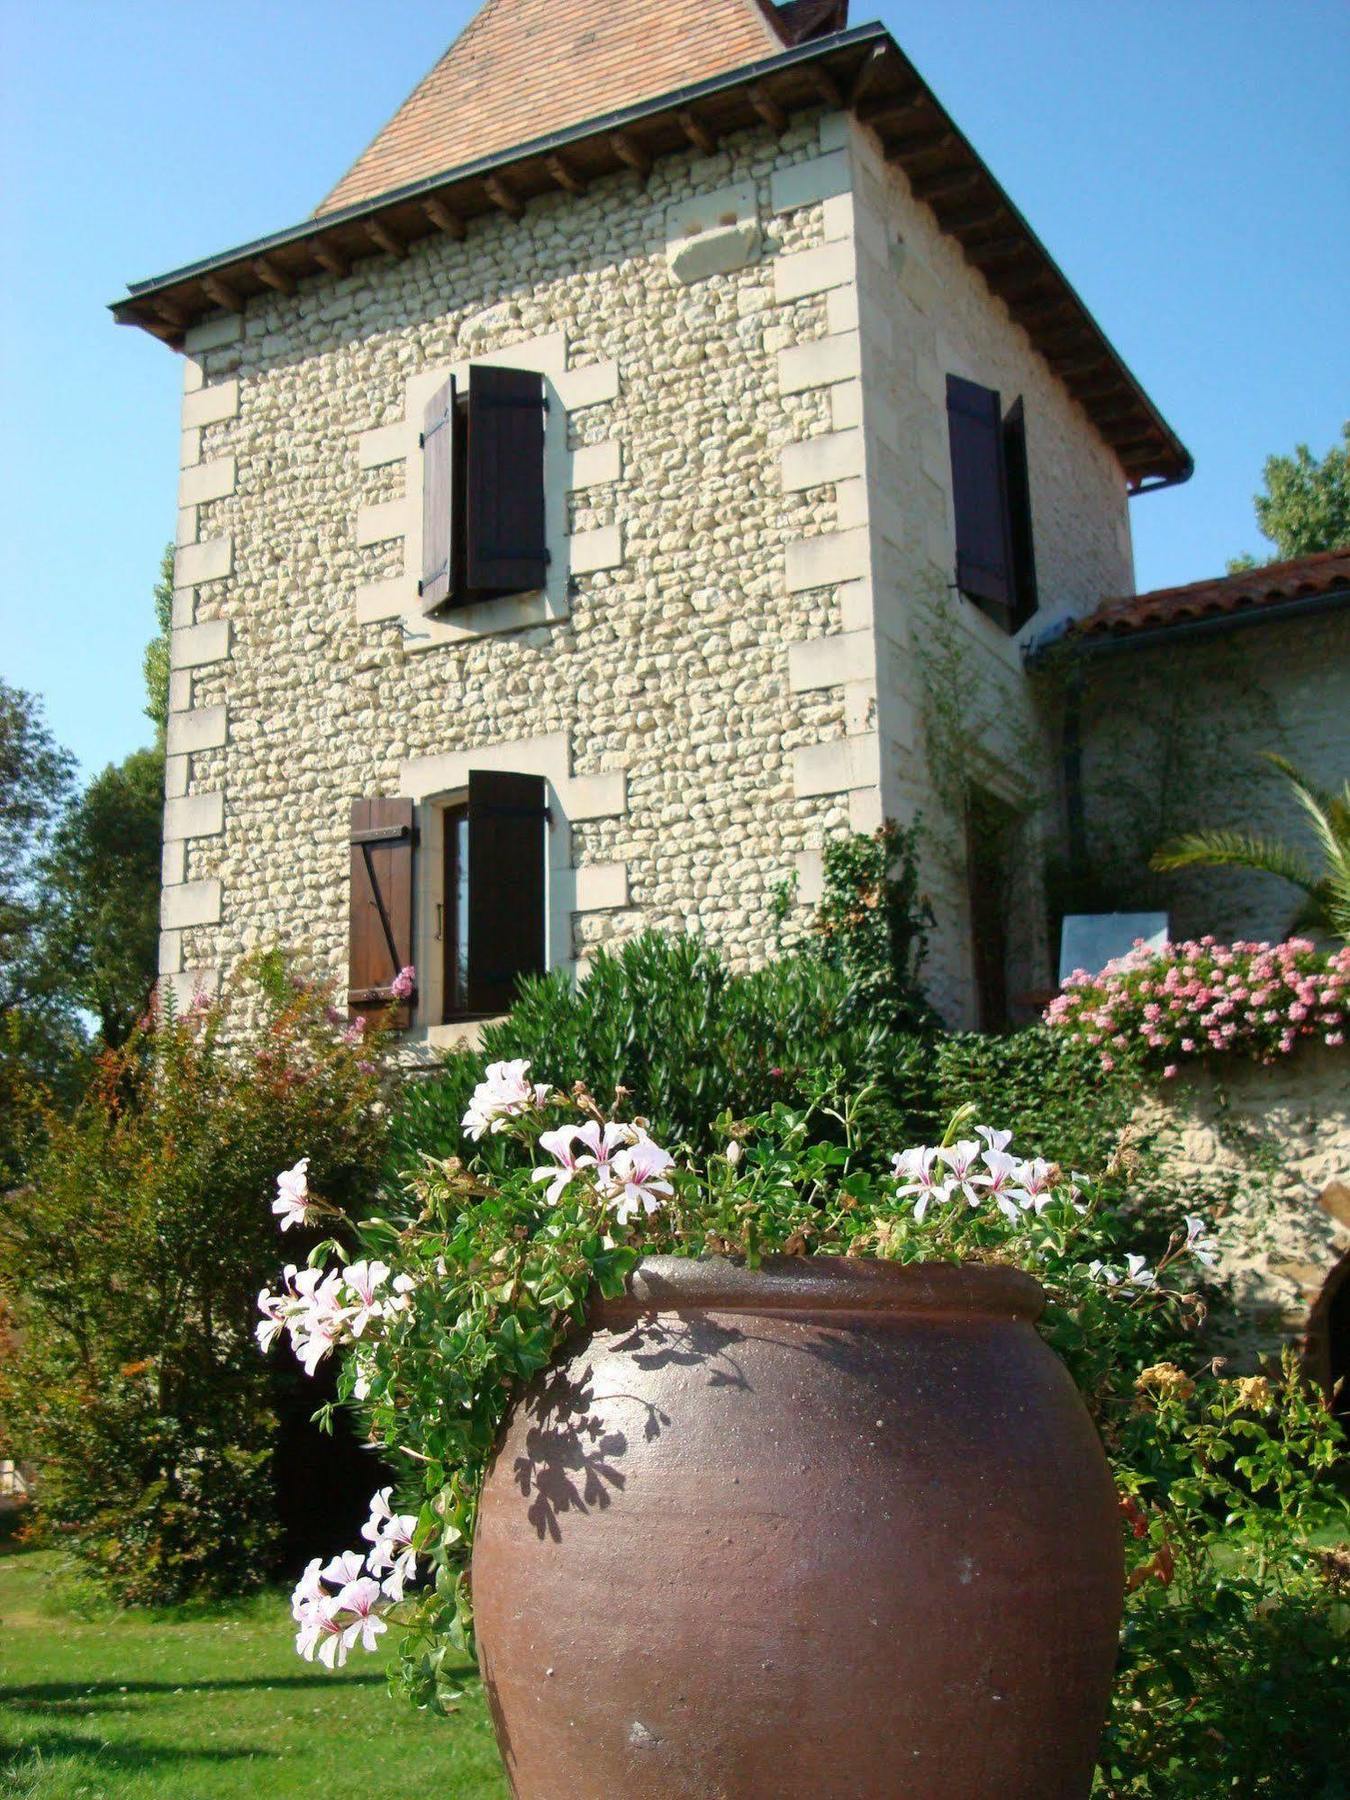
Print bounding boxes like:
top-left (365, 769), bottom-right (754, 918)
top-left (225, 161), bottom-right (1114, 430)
top-left (1003, 397), bottom-right (1038, 630)
top-left (465, 365), bottom-right (548, 596)
top-left (348, 798), bottom-right (416, 1027)
top-left (947, 373), bottom-right (1014, 624)
top-left (466, 770), bottom-right (546, 1015)
top-left (419, 377), bottom-right (455, 614)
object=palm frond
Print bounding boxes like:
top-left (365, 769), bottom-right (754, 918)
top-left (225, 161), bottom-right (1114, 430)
top-left (1260, 752), bottom-right (1350, 833)
top-left (1149, 830), bottom-right (1319, 892)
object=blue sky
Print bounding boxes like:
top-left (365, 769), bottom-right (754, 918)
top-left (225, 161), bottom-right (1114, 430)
top-left (2, 1), bottom-right (1346, 779)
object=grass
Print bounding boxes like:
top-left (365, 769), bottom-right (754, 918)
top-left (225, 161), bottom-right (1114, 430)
top-left (0, 1549), bottom-right (508, 1800)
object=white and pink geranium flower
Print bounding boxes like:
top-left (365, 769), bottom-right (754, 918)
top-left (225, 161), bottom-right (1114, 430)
top-left (272, 1157), bottom-right (315, 1231)
top-left (600, 1132), bottom-right (676, 1224)
top-left (462, 1059), bottom-right (552, 1140)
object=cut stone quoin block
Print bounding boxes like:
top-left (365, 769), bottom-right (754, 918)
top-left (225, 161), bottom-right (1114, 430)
top-left (780, 428), bottom-right (864, 493)
top-left (784, 526), bottom-right (871, 593)
top-left (575, 861), bottom-right (629, 911)
top-left (773, 240), bottom-right (856, 303)
top-left (770, 150), bottom-right (850, 215)
top-left (777, 330), bottom-right (861, 394)
top-left (356, 498), bottom-right (410, 546)
top-left (792, 731), bottom-right (881, 799)
top-left (166, 704), bottom-right (228, 756)
top-left (161, 878), bottom-right (223, 930)
top-left (570, 440), bottom-right (622, 489)
top-left (787, 629), bottom-right (873, 692)
top-left (178, 456), bottom-right (237, 506)
top-left (174, 536), bottom-right (233, 588)
top-left (163, 791), bottom-right (225, 841)
top-left (569, 525), bottom-right (622, 575)
top-left (181, 379), bottom-right (239, 429)
top-left (183, 313), bottom-right (242, 353)
top-left (170, 620), bottom-right (231, 669)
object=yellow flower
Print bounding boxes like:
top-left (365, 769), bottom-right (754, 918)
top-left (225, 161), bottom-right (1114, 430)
top-left (1135, 1362), bottom-right (1195, 1401)
top-left (1231, 1375), bottom-right (1272, 1410)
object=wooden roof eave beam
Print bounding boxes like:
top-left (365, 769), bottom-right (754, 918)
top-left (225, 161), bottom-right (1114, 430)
top-left (807, 65), bottom-right (843, 108)
top-left (484, 173), bottom-right (525, 218)
top-left (252, 255), bottom-right (295, 296)
top-left (609, 130), bottom-right (651, 180)
top-left (544, 153), bottom-right (587, 196)
top-left (364, 216), bottom-right (407, 258)
top-left (884, 125), bottom-right (955, 163)
top-left (934, 195), bottom-right (1008, 235)
top-left (909, 165), bottom-right (984, 204)
top-left (138, 310), bottom-right (182, 343)
top-left (678, 110), bottom-right (718, 155)
top-left (311, 238), bottom-right (350, 277)
top-left (201, 274), bottom-right (244, 313)
top-left (423, 196), bottom-right (467, 238)
top-left (856, 84), bottom-right (929, 129)
top-left (747, 83), bottom-right (789, 134)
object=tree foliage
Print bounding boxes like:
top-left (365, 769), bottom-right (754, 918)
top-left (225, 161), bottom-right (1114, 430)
top-left (1229, 419), bottom-right (1350, 568)
top-left (40, 746), bottom-right (164, 1047)
top-left (0, 961), bottom-right (395, 1604)
top-left (0, 681), bottom-right (83, 1174)
top-left (142, 544), bottom-right (176, 733)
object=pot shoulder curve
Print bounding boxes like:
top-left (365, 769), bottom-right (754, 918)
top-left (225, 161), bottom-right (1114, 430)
top-left (601, 1253), bottom-right (1045, 1324)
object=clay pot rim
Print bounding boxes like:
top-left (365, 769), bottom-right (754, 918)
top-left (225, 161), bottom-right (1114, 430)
top-left (597, 1254), bottom-right (1045, 1324)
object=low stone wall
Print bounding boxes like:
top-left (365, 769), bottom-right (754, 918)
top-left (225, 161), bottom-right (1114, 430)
top-left (1137, 1045), bottom-right (1350, 1364)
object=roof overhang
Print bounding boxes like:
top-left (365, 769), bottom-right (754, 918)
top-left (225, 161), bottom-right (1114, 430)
top-left (110, 22), bottom-right (1191, 492)
top-left (1029, 545), bottom-right (1350, 664)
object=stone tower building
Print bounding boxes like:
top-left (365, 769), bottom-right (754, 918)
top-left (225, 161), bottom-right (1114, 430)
top-left (113, 0), bottom-right (1189, 1044)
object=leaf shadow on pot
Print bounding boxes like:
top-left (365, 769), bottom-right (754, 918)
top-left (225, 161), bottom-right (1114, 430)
top-left (509, 1313), bottom-right (751, 1543)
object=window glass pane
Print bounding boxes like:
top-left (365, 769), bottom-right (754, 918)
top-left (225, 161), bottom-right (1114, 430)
top-left (454, 811), bottom-right (470, 1007)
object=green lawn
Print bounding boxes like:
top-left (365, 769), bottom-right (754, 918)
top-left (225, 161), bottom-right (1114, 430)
top-left (0, 1550), bottom-right (508, 1800)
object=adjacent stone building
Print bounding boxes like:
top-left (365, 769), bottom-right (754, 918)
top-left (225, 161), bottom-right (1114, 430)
top-left (1040, 549), bottom-right (1350, 946)
top-left (113, 0), bottom-right (1194, 1042)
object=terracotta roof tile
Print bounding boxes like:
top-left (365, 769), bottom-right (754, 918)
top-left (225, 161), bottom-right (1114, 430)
top-left (317, 0), bottom-right (789, 215)
top-left (1075, 547), bottom-right (1350, 640)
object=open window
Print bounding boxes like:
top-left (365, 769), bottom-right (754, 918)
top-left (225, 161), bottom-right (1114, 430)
top-left (347, 771), bottom-right (547, 1028)
top-left (419, 365), bottom-right (549, 615)
top-left (946, 374), bottom-right (1038, 633)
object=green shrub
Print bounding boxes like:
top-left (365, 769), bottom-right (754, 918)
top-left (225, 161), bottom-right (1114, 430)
top-left (1098, 1357), bottom-right (1349, 1797)
top-left (929, 1025), bottom-right (1141, 1173)
top-left (0, 958), bottom-right (395, 1604)
top-left (389, 933), bottom-right (921, 1166)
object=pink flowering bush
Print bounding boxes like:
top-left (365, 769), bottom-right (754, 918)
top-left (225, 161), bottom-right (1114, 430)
top-left (0, 953), bottom-right (396, 1603)
top-left (1045, 936), bottom-right (1350, 1074)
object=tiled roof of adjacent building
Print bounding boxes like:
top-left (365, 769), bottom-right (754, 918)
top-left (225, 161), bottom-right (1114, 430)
top-left (1074, 547), bottom-right (1350, 640)
top-left (318, 0), bottom-right (790, 214)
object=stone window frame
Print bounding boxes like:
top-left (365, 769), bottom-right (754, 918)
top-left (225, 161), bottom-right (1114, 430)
top-left (398, 732), bottom-right (630, 1053)
top-left (353, 331), bottom-right (622, 652)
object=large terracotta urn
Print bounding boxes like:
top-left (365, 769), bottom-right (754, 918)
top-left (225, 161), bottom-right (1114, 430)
top-left (473, 1256), bottom-right (1122, 1799)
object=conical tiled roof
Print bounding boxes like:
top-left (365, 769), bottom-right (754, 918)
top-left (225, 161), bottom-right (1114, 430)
top-left (318, 0), bottom-right (791, 215)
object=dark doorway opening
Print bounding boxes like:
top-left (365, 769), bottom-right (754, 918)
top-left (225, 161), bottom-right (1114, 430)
top-left (270, 1344), bottom-right (390, 1577)
top-left (966, 787), bottom-right (1020, 1033)
top-left (1306, 1246), bottom-right (1350, 1434)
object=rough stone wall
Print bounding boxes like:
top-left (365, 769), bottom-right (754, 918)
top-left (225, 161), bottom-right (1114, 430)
top-left (159, 102), bottom-right (1156, 1045)
top-left (1137, 1046), bottom-right (1350, 1362)
top-left (837, 121), bottom-right (1136, 1028)
top-left (161, 111), bottom-right (905, 1044)
top-left (1077, 609), bottom-right (1350, 944)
